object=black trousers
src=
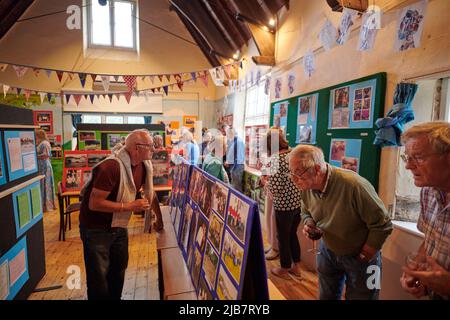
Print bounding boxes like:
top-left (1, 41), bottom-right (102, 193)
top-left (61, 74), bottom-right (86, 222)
top-left (275, 208), bottom-right (301, 269)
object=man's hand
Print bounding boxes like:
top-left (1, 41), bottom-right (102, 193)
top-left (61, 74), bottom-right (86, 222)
top-left (302, 220), bottom-right (322, 240)
top-left (126, 199), bottom-right (150, 213)
top-left (402, 256), bottom-right (450, 297)
top-left (358, 244), bottom-right (378, 262)
top-left (400, 271), bottom-right (428, 299)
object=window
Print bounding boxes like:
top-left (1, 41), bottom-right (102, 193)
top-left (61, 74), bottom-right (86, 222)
top-left (87, 0), bottom-right (138, 50)
top-left (244, 78), bottom-right (270, 126)
top-left (82, 114), bottom-right (102, 123)
top-left (127, 116), bottom-right (145, 124)
top-left (106, 115), bottom-right (124, 124)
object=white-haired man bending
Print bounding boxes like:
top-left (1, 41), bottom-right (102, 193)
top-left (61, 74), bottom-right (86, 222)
top-left (288, 145), bottom-right (392, 300)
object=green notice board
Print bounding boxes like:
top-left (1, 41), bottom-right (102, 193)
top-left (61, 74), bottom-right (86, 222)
top-left (270, 72), bottom-right (386, 190)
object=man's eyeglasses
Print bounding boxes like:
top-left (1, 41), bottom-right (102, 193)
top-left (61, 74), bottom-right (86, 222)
top-left (286, 167), bottom-right (311, 180)
top-left (136, 143), bottom-right (154, 150)
top-left (400, 153), bottom-right (441, 165)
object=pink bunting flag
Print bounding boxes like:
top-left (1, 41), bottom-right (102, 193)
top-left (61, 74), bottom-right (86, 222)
top-left (199, 71), bottom-right (208, 87)
top-left (125, 91), bottom-right (133, 104)
top-left (12, 65), bottom-right (29, 78)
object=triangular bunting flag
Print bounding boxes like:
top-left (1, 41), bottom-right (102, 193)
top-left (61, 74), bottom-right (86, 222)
top-left (239, 61), bottom-right (243, 69)
top-left (151, 88), bottom-right (155, 93)
top-left (68, 73), bottom-right (75, 80)
top-left (0, 64), bottom-right (8, 72)
top-left (162, 86), bottom-right (168, 96)
top-left (125, 91), bottom-right (133, 104)
top-left (56, 71), bottom-right (64, 83)
top-left (141, 76), bottom-right (147, 82)
top-left (115, 93), bottom-right (120, 101)
top-left (108, 94), bottom-right (113, 103)
top-left (177, 81), bottom-right (183, 91)
top-left (39, 92), bottom-right (47, 104)
top-left (79, 73), bottom-right (87, 88)
top-left (33, 68), bottom-right (41, 77)
top-left (149, 75), bottom-right (155, 84)
top-left (84, 94), bottom-right (89, 100)
top-left (113, 75), bottom-right (120, 82)
top-left (12, 65), bottom-right (29, 78)
top-left (16, 88), bottom-right (22, 95)
top-left (3, 84), bottom-right (10, 97)
top-left (190, 72), bottom-right (197, 81)
top-left (123, 75), bottom-right (137, 92)
top-left (101, 75), bottom-right (110, 92)
top-left (165, 74), bottom-right (171, 82)
top-left (47, 93), bottom-right (53, 102)
top-left (199, 71), bottom-right (208, 87)
top-left (89, 94), bottom-right (95, 104)
top-left (224, 65), bottom-right (232, 78)
top-left (24, 90), bottom-right (31, 101)
top-left (90, 74), bottom-right (97, 83)
top-left (157, 75), bottom-right (163, 82)
top-left (74, 95), bottom-right (82, 106)
top-left (45, 69), bottom-right (53, 78)
top-left (65, 94), bottom-right (71, 104)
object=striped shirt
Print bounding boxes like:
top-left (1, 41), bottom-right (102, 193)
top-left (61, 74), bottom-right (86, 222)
top-left (417, 187), bottom-right (450, 271)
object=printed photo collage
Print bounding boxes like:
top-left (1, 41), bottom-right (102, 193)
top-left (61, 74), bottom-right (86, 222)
top-left (170, 165), bottom-right (255, 300)
top-left (3, 130), bottom-right (38, 182)
top-left (296, 94), bottom-right (318, 144)
top-left (169, 162), bottom-right (190, 234)
top-left (62, 151), bottom-right (110, 191)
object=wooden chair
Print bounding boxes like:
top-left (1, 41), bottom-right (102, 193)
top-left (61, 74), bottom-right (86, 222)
top-left (57, 182), bottom-right (81, 241)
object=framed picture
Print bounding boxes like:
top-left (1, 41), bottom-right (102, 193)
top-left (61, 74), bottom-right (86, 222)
top-left (33, 111), bottom-right (54, 134)
top-left (183, 115), bottom-right (198, 128)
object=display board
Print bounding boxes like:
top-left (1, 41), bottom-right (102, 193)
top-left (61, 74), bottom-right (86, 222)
top-left (63, 150), bottom-right (111, 192)
top-left (76, 123), bottom-right (165, 151)
top-left (0, 104), bottom-right (46, 300)
top-left (243, 171), bottom-right (266, 217)
top-left (168, 158), bottom-right (269, 300)
top-left (245, 125), bottom-right (268, 170)
top-left (33, 110), bottom-right (53, 134)
top-left (270, 72), bottom-right (386, 190)
top-left (4, 131), bottom-right (38, 182)
top-left (152, 147), bottom-right (171, 186)
top-left (296, 93), bottom-right (319, 144)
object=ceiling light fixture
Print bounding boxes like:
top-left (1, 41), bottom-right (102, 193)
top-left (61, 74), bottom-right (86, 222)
top-left (269, 18), bottom-right (275, 26)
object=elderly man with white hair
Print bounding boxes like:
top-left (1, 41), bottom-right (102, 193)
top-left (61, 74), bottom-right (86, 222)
top-left (400, 121), bottom-right (450, 300)
top-left (79, 129), bottom-right (155, 300)
top-left (288, 144), bottom-right (392, 300)
top-left (181, 130), bottom-right (200, 166)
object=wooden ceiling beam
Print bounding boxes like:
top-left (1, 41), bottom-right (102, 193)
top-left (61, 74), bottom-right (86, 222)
top-left (0, 0), bottom-right (34, 39)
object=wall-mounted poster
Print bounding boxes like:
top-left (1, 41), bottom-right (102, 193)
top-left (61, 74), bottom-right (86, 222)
top-left (0, 135), bottom-right (7, 185)
top-left (296, 93), bottom-right (318, 144)
top-left (274, 78), bottom-right (282, 99)
top-left (33, 111), bottom-right (53, 134)
top-left (328, 79), bottom-right (377, 129)
top-left (329, 139), bottom-right (362, 173)
top-left (0, 237), bottom-right (29, 300)
top-left (272, 101), bottom-right (289, 137)
top-left (4, 131), bottom-right (38, 182)
top-left (63, 150), bottom-right (110, 191)
top-left (12, 181), bottom-right (43, 238)
top-left (395, 0), bottom-right (427, 52)
top-left (183, 115), bottom-right (198, 128)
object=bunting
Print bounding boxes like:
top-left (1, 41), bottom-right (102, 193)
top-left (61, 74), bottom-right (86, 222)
top-left (24, 90), bottom-right (32, 101)
top-left (79, 73), bottom-right (87, 88)
top-left (108, 93), bottom-right (114, 103)
top-left (125, 91), bottom-right (133, 103)
top-left (113, 75), bottom-right (120, 82)
top-left (90, 74), bottom-right (97, 83)
top-left (3, 84), bottom-right (10, 97)
top-left (157, 75), bottom-right (163, 82)
top-left (47, 93), bottom-right (53, 102)
top-left (16, 88), bottom-right (22, 95)
top-left (0, 64), bottom-right (8, 72)
top-left (33, 68), bottom-right (41, 77)
top-left (89, 94), bottom-right (95, 104)
top-left (149, 75), bottom-right (155, 84)
top-left (40, 92), bottom-right (47, 104)
top-left (165, 74), bottom-right (171, 82)
top-left (123, 75), bottom-right (137, 92)
top-left (74, 95), bottom-right (82, 106)
top-left (199, 71), bottom-right (208, 87)
top-left (65, 94), bottom-right (71, 104)
top-left (56, 71), bottom-right (64, 83)
top-left (12, 65), bottom-right (29, 78)
top-left (45, 69), bottom-right (53, 78)
top-left (162, 85), bottom-right (168, 96)
top-left (101, 75), bottom-right (110, 92)
top-left (190, 72), bottom-right (197, 82)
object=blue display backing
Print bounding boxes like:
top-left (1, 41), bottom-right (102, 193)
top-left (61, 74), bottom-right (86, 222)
top-left (12, 181), bottom-right (43, 238)
top-left (4, 131), bottom-right (38, 182)
top-left (0, 134), bottom-right (7, 185)
top-left (296, 93), bottom-right (319, 144)
top-left (0, 236), bottom-right (29, 300)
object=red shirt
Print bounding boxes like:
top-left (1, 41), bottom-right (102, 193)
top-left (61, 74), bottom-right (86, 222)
top-left (80, 159), bottom-right (146, 229)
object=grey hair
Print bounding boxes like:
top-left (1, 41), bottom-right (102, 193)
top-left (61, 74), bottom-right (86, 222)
top-left (181, 130), bottom-right (194, 143)
top-left (288, 144), bottom-right (326, 170)
top-left (402, 121), bottom-right (450, 154)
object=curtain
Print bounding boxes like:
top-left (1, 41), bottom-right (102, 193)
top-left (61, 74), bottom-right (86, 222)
top-left (144, 116), bottom-right (152, 124)
top-left (432, 78), bottom-right (443, 121)
top-left (71, 113), bottom-right (82, 138)
top-left (374, 82), bottom-right (418, 147)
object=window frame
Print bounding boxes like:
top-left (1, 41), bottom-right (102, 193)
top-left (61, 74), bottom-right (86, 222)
top-left (244, 77), bottom-right (270, 127)
top-left (86, 0), bottom-right (138, 51)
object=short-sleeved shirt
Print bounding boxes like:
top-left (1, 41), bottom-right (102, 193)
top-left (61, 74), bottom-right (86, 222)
top-left (80, 159), bottom-right (146, 230)
top-left (418, 187), bottom-right (450, 271)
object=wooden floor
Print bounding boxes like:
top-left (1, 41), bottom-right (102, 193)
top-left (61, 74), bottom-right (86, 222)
top-left (28, 207), bottom-right (159, 300)
top-left (28, 204), bottom-right (318, 300)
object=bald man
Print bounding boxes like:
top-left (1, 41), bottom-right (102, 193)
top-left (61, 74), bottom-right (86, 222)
top-left (79, 129), bottom-right (155, 300)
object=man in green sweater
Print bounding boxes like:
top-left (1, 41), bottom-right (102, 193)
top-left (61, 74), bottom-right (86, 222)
top-left (288, 144), bottom-right (392, 300)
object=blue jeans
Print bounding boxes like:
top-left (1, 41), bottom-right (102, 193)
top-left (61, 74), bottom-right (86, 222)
top-left (317, 241), bottom-right (381, 300)
top-left (79, 226), bottom-right (129, 300)
top-left (230, 164), bottom-right (244, 192)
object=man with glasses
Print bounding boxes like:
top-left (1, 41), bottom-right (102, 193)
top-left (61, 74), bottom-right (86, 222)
top-left (79, 129), bottom-right (155, 300)
top-left (400, 121), bottom-right (450, 300)
top-left (288, 144), bottom-right (392, 299)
